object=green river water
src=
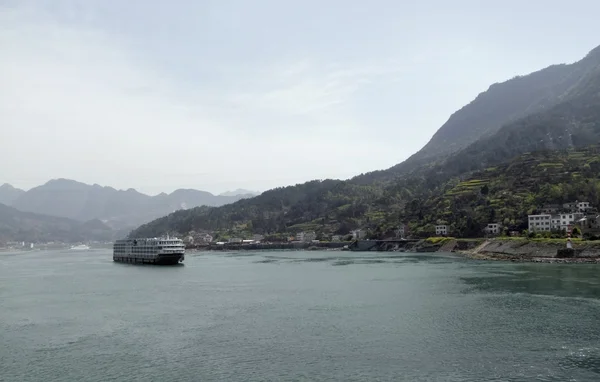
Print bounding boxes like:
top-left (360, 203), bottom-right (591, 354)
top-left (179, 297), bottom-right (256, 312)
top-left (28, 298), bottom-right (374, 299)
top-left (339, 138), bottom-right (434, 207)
top-left (1, 249), bottom-right (599, 381)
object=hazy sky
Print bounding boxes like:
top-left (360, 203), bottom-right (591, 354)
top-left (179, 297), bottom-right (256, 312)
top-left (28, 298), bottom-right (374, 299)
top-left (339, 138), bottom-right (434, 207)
top-left (1, 0), bottom-right (599, 195)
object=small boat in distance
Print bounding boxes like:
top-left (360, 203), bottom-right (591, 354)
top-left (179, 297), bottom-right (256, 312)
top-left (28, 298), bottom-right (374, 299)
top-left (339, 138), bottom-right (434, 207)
top-left (70, 244), bottom-right (91, 250)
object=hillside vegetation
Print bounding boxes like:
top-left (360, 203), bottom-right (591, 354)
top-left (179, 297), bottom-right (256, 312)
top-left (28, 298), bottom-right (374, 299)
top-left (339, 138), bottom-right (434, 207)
top-left (130, 44), bottom-right (600, 240)
top-left (130, 146), bottom-right (600, 240)
top-left (404, 146), bottom-right (600, 237)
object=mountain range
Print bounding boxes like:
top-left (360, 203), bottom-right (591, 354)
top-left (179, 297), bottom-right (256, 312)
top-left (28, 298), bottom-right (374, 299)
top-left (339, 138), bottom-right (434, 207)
top-left (130, 43), bottom-right (600, 240)
top-left (0, 180), bottom-right (258, 242)
top-left (0, 203), bottom-right (115, 243)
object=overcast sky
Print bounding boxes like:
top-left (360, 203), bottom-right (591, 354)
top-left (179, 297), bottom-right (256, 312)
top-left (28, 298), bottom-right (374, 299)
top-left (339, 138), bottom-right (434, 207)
top-left (1, 0), bottom-right (599, 195)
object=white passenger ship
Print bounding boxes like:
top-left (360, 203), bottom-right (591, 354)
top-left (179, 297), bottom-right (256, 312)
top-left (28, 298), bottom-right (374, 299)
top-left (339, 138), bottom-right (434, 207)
top-left (113, 236), bottom-right (185, 265)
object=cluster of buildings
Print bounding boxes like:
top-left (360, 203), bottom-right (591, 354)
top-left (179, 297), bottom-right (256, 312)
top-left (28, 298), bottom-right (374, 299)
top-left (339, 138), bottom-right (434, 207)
top-left (431, 201), bottom-right (600, 238)
top-left (183, 232), bottom-right (214, 245)
top-left (528, 201), bottom-right (599, 234)
top-left (291, 229), bottom-right (367, 243)
top-left (183, 201), bottom-right (600, 244)
top-left (435, 223), bottom-right (503, 237)
top-left (220, 235), bottom-right (265, 245)
top-left (183, 228), bottom-right (375, 246)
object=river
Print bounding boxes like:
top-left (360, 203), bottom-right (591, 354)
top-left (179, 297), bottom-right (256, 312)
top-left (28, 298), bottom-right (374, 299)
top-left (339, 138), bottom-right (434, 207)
top-left (1, 249), bottom-right (599, 381)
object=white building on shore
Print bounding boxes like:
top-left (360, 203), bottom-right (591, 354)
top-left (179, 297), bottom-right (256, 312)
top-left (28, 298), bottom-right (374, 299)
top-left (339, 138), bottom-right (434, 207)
top-left (435, 225), bottom-right (448, 236)
top-left (528, 214), bottom-right (552, 232)
top-left (484, 223), bottom-right (502, 235)
top-left (528, 212), bottom-right (585, 232)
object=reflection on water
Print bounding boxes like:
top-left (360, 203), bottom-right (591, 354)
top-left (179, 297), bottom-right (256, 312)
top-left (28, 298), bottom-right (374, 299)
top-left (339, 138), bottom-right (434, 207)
top-left (1, 249), bottom-right (599, 381)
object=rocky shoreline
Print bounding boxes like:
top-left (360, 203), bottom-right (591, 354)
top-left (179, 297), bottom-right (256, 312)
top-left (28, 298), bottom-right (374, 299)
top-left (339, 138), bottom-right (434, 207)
top-left (353, 238), bottom-right (600, 263)
top-left (191, 238), bottom-right (600, 264)
top-left (451, 239), bottom-right (600, 263)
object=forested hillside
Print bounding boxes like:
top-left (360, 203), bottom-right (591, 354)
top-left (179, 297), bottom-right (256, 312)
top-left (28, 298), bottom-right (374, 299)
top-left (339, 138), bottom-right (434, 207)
top-left (404, 146), bottom-right (600, 237)
top-left (130, 146), bottom-right (600, 240)
top-left (130, 44), bottom-right (600, 240)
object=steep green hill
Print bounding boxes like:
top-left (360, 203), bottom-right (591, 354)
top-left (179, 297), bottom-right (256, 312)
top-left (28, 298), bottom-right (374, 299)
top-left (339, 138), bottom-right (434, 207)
top-left (131, 146), bottom-right (600, 240)
top-left (130, 180), bottom-right (384, 239)
top-left (404, 146), bottom-right (600, 238)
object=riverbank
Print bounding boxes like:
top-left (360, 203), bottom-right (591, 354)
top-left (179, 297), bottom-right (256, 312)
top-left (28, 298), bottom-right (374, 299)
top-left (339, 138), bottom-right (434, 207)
top-left (344, 237), bottom-right (600, 263)
top-left (190, 241), bottom-right (350, 251)
top-left (449, 238), bottom-right (600, 263)
top-left (188, 237), bottom-right (600, 263)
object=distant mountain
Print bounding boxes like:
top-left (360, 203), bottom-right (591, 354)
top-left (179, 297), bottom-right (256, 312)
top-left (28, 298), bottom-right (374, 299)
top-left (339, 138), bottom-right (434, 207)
top-left (9, 179), bottom-right (252, 230)
top-left (219, 189), bottom-right (260, 197)
top-left (0, 183), bottom-right (25, 205)
top-left (353, 44), bottom-right (600, 184)
top-left (0, 203), bottom-right (114, 243)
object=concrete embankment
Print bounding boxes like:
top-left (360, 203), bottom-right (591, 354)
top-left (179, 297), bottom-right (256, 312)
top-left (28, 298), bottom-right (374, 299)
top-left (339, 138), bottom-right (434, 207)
top-left (456, 239), bottom-right (600, 263)
top-left (352, 237), bottom-right (600, 263)
top-left (189, 238), bottom-right (600, 263)
top-left (191, 241), bottom-right (350, 251)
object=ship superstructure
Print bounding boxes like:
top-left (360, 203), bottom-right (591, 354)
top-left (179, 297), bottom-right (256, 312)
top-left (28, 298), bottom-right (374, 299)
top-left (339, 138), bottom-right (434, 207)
top-left (113, 237), bottom-right (185, 265)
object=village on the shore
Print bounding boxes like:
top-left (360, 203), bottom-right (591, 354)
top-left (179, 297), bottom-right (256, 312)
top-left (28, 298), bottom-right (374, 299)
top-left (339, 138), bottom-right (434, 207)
top-left (435, 200), bottom-right (600, 239)
top-left (175, 200), bottom-right (600, 250)
top-left (3, 200), bottom-right (599, 252)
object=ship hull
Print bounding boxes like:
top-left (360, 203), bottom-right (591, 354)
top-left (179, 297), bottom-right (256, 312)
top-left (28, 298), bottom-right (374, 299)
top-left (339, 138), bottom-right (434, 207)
top-left (113, 254), bottom-right (184, 265)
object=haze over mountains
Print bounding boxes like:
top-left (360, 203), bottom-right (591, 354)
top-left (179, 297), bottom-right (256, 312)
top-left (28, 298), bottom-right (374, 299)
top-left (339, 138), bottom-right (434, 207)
top-left (131, 43), bottom-right (600, 239)
top-left (0, 179), bottom-right (258, 242)
top-left (219, 189), bottom-right (259, 197)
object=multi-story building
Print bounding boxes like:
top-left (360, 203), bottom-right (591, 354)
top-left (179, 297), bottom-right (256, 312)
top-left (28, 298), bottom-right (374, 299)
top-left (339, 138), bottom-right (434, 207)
top-left (304, 231), bottom-right (317, 242)
top-left (559, 200), bottom-right (594, 212)
top-left (550, 215), bottom-right (562, 230)
top-left (559, 212), bottom-right (584, 231)
top-left (528, 214), bottom-right (552, 232)
top-left (577, 201), bottom-right (591, 212)
top-left (578, 213), bottom-right (600, 235)
top-left (351, 229), bottom-right (366, 240)
top-left (528, 212), bottom-right (584, 232)
top-left (435, 225), bottom-right (448, 236)
top-left (396, 224), bottom-right (408, 238)
top-left (484, 223), bottom-right (502, 235)
top-left (541, 204), bottom-right (560, 214)
top-left (296, 231), bottom-right (317, 242)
